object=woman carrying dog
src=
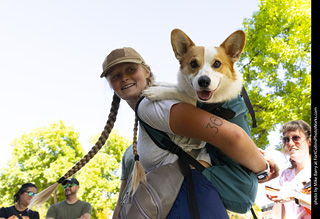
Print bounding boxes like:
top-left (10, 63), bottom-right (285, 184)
top-left (100, 47), bottom-right (279, 218)
top-left (30, 47), bottom-right (278, 218)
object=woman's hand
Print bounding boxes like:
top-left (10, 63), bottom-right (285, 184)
top-left (257, 148), bottom-right (280, 183)
top-left (270, 188), bottom-right (295, 204)
top-left (270, 186), bottom-right (311, 209)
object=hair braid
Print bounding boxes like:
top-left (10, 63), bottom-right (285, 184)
top-left (29, 93), bottom-right (121, 208)
top-left (63, 93), bottom-right (120, 178)
top-left (130, 66), bottom-right (154, 195)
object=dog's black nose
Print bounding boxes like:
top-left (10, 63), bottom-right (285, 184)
top-left (198, 76), bottom-right (211, 88)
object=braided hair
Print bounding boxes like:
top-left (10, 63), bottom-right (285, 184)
top-left (29, 63), bottom-right (154, 208)
top-left (29, 93), bottom-right (120, 208)
top-left (130, 63), bottom-right (154, 195)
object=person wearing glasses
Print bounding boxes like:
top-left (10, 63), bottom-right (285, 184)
top-left (268, 120), bottom-right (311, 219)
top-left (46, 178), bottom-right (92, 219)
top-left (0, 183), bottom-right (39, 219)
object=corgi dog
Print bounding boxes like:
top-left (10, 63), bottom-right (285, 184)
top-left (143, 29), bottom-right (246, 106)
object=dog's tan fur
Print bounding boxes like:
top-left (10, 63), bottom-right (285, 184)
top-left (143, 29), bottom-right (246, 106)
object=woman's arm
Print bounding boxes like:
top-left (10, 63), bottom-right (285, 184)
top-left (271, 190), bottom-right (311, 209)
top-left (170, 102), bottom-right (267, 173)
top-left (270, 203), bottom-right (285, 219)
top-left (79, 213), bottom-right (91, 219)
top-left (298, 193), bottom-right (311, 209)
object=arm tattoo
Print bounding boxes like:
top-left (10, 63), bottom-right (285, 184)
top-left (206, 116), bottom-right (223, 133)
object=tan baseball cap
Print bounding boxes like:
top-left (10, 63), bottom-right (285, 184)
top-left (100, 47), bottom-right (146, 78)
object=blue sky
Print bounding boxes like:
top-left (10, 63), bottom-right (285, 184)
top-left (0, 0), bottom-right (290, 207)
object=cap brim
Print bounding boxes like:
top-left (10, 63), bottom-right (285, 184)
top-left (100, 59), bottom-right (143, 78)
top-left (62, 178), bottom-right (79, 185)
top-left (62, 179), bottom-right (71, 185)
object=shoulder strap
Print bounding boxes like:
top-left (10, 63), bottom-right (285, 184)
top-left (135, 97), bottom-right (203, 219)
top-left (239, 88), bottom-right (259, 217)
top-left (134, 97), bottom-right (205, 172)
top-left (241, 86), bottom-right (257, 128)
top-left (251, 208), bottom-right (258, 219)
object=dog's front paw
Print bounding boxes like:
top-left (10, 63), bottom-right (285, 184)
top-left (142, 87), bottom-right (167, 101)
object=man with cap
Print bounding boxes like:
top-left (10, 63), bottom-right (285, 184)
top-left (46, 178), bottom-right (92, 219)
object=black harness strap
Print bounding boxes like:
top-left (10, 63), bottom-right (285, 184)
top-left (135, 97), bottom-right (202, 219)
top-left (160, 136), bottom-right (205, 173)
top-left (177, 151), bottom-right (201, 219)
top-left (241, 86), bottom-right (257, 128)
top-left (251, 208), bottom-right (258, 219)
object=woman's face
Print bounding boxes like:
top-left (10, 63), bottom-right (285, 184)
top-left (107, 63), bottom-right (150, 105)
top-left (19, 187), bottom-right (37, 206)
top-left (283, 130), bottom-right (310, 163)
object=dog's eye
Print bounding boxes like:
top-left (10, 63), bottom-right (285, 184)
top-left (190, 60), bottom-right (199, 69)
top-left (212, 60), bottom-right (221, 68)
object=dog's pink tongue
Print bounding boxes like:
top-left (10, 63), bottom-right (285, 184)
top-left (197, 91), bottom-right (212, 100)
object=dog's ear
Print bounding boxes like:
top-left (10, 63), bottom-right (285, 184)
top-left (220, 30), bottom-right (246, 63)
top-left (171, 29), bottom-right (195, 61)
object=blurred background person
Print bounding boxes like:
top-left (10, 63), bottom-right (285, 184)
top-left (267, 120), bottom-right (311, 219)
top-left (46, 178), bottom-right (91, 219)
top-left (0, 183), bottom-right (39, 219)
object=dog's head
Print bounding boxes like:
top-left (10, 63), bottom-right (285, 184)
top-left (171, 29), bottom-right (245, 103)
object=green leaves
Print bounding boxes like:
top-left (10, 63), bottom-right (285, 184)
top-left (76, 130), bottom-right (129, 217)
top-left (239, 0), bottom-right (311, 148)
top-left (0, 121), bottom-right (129, 218)
top-left (0, 121), bottom-right (84, 211)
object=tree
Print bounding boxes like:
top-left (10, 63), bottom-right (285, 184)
top-left (239, 0), bottom-right (311, 148)
top-left (0, 121), bottom-right (130, 219)
top-left (0, 121), bottom-right (85, 216)
top-left (76, 130), bottom-right (130, 218)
